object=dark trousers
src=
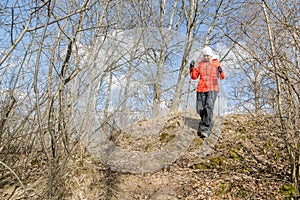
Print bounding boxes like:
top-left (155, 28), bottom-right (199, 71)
top-left (196, 91), bottom-right (218, 134)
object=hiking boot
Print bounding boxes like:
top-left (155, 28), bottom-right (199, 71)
top-left (197, 131), bottom-right (206, 139)
top-left (198, 122), bottom-right (212, 138)
top-left (197, 131), bottom-right (208, 138)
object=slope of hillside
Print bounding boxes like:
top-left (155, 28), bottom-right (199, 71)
top-left (0, 112), bottom-right (291, 199)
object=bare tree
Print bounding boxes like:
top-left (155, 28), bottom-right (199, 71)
top-left (262, 1), bottom-right (300, 195)
top-left (0, 0), bottom-right (118, 198)
top-left (170, 0), bottom-right (199, 111)
top-left (170, 0), bottom-right (231, 111)
top-left (227, 47), bottom-right (274, 114)
top-left (223, 0), bottom-right (300, 196)
top-left (3, 0), bottom-right (299, 198)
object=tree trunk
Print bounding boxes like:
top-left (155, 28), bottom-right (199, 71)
top-left (262, 1), bottom-right (299, 197)
top-left (170, 0), bottom-right (197, 111)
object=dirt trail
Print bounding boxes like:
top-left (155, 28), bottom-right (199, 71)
top-left (82, 111), bottom-right (223, 174)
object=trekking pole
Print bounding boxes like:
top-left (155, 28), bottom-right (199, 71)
top-left (217, 67), bottom-right (222, 137)
top-left (182, 77), bottom-right (190, 128)
top-left (185, 60), bottom-right (195, 111)
top-left (185, 79), bottom-right (191, 110)
top-left (183, 61), bottom-right (194, 127)
top-left (217, 79), bottom-right (221, 136)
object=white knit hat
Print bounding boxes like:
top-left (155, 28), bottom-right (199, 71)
top-left (202, 46), bottom-right (214, 56)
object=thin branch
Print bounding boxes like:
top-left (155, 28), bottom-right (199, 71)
top-left (0, 161), bottom-right (28, 198)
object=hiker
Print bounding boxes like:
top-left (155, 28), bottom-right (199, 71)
top-left (189, 46), bottom-right (225, 138)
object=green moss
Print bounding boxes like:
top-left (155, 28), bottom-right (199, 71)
top-left (193, 137), bottom-right (203, 146)
top-left (192, 156), bottom-right (226, 170)
top-left (236, 168), bottom-right (251, 175)
top-left (216, 183), bottom-right (251, 198)
top-left (164, 122), bottom-right (179, 130)
top-left (125, 134), bottom-right (131, 139)
top-left (159, 132), bottom-right (175, 143)
top-left (247, 120), bottom-right (257, 126)
top-left (236, 126), bottom-right (247, 134)
top-left (160, 132), bottom-right (168, 141)
top-left (191, 163), bottom-right (210, 170)
top-left (209, 156), bottom-right (224, 166)
top-left (236, 189), bottom-right (249, 198)
top-left (229, 149), bottom-right (243, 161)
top-left (246, 134), bottom-right (253, 140)
top-left (258, 142), bottom-right (273, 155)
top-left (144, 143), bottom-right (152, 151)
top-left (164, 165), bottom-right (171, 172)
top-left (280, 184), bottom-right (296, 198)
top-left (215, 183), bottom-right (232, 196)
top-left (263, 142), bottom-right (272, 150)
top-left (217, 144), bottom-right (226, 149)
top-left (275, 150), bottom-right (281, 159)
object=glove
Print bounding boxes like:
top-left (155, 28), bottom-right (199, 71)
top-left (220, 71), bottom-right (225, 80)
top-left (218, 66), bottom-right (222, 73)
top-left (218, 66), bottom-right (225, 80)
top-left (190, 60), bottom-right (195, 69)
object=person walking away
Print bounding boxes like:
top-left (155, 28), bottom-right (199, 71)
top-left (189, 46), bottom-right (225, 138)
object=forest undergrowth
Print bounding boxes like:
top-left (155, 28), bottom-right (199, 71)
top-left (0, 112), bottom-right (292, 199)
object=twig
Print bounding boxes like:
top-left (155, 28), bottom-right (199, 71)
top-left (0, 160), bottom-right (28, 198)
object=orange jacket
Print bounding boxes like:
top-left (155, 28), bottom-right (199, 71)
top-left (190, 59), bottom-right (225, 92)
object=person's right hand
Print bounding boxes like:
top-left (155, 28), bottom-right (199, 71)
top-left (220, 71), bottom-right (225, 80)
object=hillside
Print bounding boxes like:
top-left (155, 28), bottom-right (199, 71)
top-left (0, 112), bottom-right (291, 199)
